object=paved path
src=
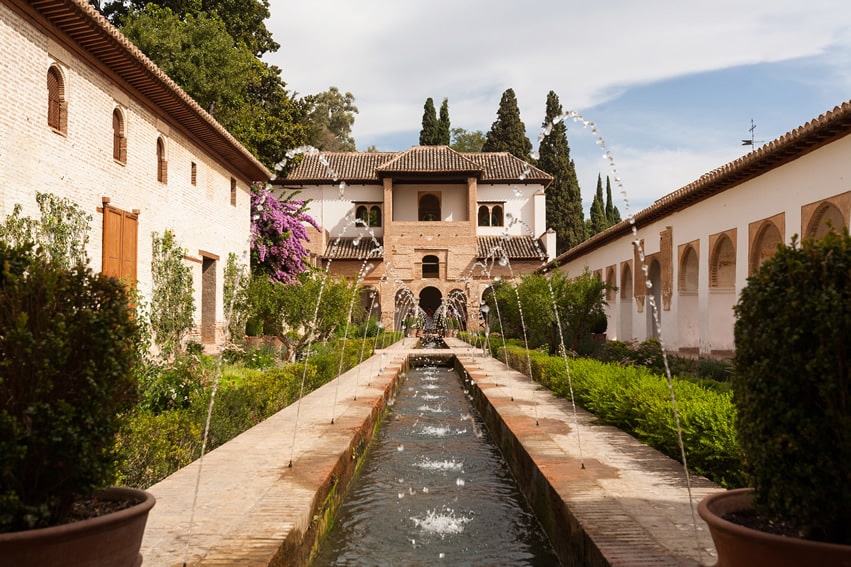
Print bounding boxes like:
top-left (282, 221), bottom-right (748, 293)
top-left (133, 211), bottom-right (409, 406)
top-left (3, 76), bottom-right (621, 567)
top-left (140, 338), bottom-right (722, 566)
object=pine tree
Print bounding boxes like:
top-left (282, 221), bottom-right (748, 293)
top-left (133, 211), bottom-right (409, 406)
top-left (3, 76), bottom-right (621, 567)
top-left (419, 97), bottom-right (438, 145)
top-left (605, 176), bottom-right (622, 225)
top-left (589, 174), bottom-right (607, 235)
top-left (437, 98), bottom-right (451, 145)
top-left (482, 88), bottom-right (532, 160)
top-left (538, 91), bottom-right (584, 254)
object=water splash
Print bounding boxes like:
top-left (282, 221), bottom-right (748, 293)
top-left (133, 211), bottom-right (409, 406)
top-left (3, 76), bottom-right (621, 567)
top-left (411, 507), bottom-right (473, 538)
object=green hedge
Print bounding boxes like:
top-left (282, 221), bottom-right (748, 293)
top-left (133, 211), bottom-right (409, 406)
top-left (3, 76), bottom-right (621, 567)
top-left (117, 338), bottom-right (376, 488)
top-left (500, 345), bottom-right (744, 488)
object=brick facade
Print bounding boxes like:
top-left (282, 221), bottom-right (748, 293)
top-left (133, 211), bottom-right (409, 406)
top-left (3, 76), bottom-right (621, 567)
top-left (1, 0), bottom-right (270, 347)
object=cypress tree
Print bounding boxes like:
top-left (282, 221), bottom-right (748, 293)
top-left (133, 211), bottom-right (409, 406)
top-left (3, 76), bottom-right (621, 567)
top-left (590, 174), bottom-right (607, 235)
top-left (437, 98), bottom-right (451, 145)
top-left (419, 97), bottom-right (438, 145)
top-left (482, 88), bottom-right (532, 160)
top-left (538, 91), bottom-right (584, 254)
top-left (605, 176), bottom-right (622, 225)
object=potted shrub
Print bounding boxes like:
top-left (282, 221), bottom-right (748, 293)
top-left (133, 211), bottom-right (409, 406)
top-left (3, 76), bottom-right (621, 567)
top-left (0, 243), bottom-right (155, 566)
top-left (698, 231), bottom-right (851, 566)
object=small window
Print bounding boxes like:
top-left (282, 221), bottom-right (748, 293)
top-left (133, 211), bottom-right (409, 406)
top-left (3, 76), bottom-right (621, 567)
top-left (478, 206), bottom-right (490, 226)
top-left (156, 137), bottom-right (167, 183)
top-left (491, 205), bottom-right (503, 227)
top-left (356, 205), bottom-right (369, 225)
top-left (47, 66), bottom-right (66, 134)
top-left (191, 162), bottom-right (197, 186)
top-left (112, 108), bottom-right (126, 163)
top-left (230, 178), bottom-right (237, 206)
top-left (369, 205), bottom-right (382, 227)
top-left (423, 255), bottom-right (439, 278)
top-left (419, 194), bottom-right (440, 221)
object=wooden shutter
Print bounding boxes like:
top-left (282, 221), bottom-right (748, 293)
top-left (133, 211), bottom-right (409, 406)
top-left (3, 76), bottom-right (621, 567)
top-left (102, 206), bottom-right (138, 283)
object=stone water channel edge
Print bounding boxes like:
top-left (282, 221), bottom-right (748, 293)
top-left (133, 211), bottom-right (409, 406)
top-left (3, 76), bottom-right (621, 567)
top-left (140, 337), bottom-right (723, 566)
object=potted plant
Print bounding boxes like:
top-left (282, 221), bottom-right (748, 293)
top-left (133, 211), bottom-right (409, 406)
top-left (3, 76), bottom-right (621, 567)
top-left (698, 231), bottom-right (851, 566)
top-left (0, 243), bottom-right (155, 566)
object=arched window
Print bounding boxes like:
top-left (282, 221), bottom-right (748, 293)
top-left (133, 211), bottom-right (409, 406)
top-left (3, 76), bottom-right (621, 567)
top-left (369, 205), bottom-right (382, 227)
top-left (621, 263), bottom-right (633, 299)
top-left (156, 137), bottom-right (167, 183)
top-left (419, 194), bottom-right (440, 221)
top-left (478, 205), bottom-right (490, 226)
top-left (47, 66), bottom-right (66, 133)
top-left (806, 202), bottom-right (846, 240)
top-left (422, 255), bottom-right (439, 278)
top-left (491, 205), bottom-right (503, 227)
top-left (356, 205), bottom-right (369, 225)
top-left (679, 245), bottom-right (699, 291)
top-left (605, 266), bottom-right (616, 301)
top-left (112, 108), bottom-right (126, 163)
top-left (710, 235), bottom-right (736, 288)
top-left (750, 222), bottom-right (782, 274)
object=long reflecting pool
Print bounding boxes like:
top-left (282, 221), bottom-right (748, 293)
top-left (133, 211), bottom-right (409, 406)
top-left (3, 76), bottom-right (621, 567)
top-left (312, 362), bottom-right (562, 566)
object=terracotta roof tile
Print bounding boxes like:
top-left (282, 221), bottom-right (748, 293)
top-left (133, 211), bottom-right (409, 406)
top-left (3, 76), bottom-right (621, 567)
top-left (322, 237), bottom-right (385, 260)
top-left (478, 236), bottom-right (547, 260)
top-left (282, 146), bottom-right (552, 186)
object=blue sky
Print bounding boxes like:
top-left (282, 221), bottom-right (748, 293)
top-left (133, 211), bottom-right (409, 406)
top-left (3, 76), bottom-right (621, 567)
top-left (266, 1), bottom-right (851, 214)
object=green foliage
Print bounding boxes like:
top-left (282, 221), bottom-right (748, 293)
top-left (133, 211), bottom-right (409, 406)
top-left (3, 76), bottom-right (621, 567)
top-left (138, 356), bottom-right (206, 414)
top-left (437, 98), bottom-right (451, 146)
top-left (0, 192), bottom-right (91, 269)
top-left (224, 252), bottom-right (250, 341)
top-left (733, 231), bottom-right (851, 543)
top-left (115, 4), bottom-right (306, 171)
top-left (419, 97), bottom-right (439, 146)
top-left (605, 176), bottom-right (622, 225)
top-left (302, 86), bottom-right (358, 151)
top-left (589, 174), bottom-right (607, 235)
top-left (500, 345), bottom-right (744, 488)
top-left (150, 230), bottom-right (195, 359)
top-left (482, 88), bottom-right (532, 160)
top-left (0, 244), bottom-right (142, 531)
top-left (116, 337), bottom-right (374, 488)
top-left (450, 128), bottom-right (486, 152)
top-left (539, 91), bottom-right (584, 254)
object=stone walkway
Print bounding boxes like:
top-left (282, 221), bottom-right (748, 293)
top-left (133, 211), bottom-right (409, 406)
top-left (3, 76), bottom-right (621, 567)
top-left (139, 338), bottom-right (722, 566)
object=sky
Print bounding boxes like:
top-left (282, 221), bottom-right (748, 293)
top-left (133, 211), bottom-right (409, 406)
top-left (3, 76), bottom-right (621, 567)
top-left (265, 0), bottom-right (851, 213)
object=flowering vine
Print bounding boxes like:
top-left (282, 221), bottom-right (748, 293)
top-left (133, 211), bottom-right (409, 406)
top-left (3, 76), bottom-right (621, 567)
top-left (250, 182), bottom-right (320, 283)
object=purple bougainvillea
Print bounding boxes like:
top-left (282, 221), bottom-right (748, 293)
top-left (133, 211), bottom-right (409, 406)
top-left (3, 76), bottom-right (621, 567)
top-left (250, 182), bottom-right (319, 283)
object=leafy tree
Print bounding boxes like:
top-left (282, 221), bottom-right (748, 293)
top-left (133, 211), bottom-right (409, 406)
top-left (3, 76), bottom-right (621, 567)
top-left (250, 183), bottom-right (319, 284)
top-left (150, 230), bottom-right (195, 359)
top-left (538, 91), bottom-right (584, 254)
top-left (115, 5), bottom-right (305, 171)
top-left (302, 86), bottom-right (358, 151)
top-left (605, 176), bottom-right (622, 225)
top-left (101, 0), bottom-right (278, 57)
top-left (437, 98), bottom-right (451, 145)
top-left (450, 128), bottom-right (486, 152)
top-left (489, 269), bottom-right (609, 354)
top-left (419, 97), bottom-right (438, 146)
top-left (482, 88), bottom-right (532, 160)
top-left (589, 174), bottom-right (607, 235)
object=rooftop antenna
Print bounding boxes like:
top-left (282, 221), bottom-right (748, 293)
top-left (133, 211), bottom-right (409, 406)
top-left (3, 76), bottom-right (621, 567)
top-left (741, 118), bottom-right (763, 150)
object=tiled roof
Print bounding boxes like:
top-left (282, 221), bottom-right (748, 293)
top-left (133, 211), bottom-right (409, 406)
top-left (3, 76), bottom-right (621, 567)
top-left (376, 146), bottom-right (483, 175)
top-left (477, 236), bottom-right (547, 260)
top-left (322, 237), bottom-right (384, 260)
top-left (549, 99), bottom-right (851, 268)
top-left (21, 0), bottom-right (270, 180)
top-left (282, 146), bottom-right (552, 186)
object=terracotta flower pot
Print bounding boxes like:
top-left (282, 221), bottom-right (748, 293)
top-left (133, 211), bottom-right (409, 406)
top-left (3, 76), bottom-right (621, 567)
top-left (698, 488), bottom-right (851, 567)
top-left (0, 487), bottom-right (155, 567)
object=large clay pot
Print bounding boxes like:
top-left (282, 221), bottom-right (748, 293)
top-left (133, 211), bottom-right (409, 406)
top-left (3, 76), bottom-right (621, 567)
top-left (698, 488), bottom-right (851, 567)
top-left (0, 487), bottom-right (155, 567)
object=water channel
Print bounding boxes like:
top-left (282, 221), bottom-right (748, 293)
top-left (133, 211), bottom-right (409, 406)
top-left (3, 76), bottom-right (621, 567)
top-left (311, 359), bottom-right (562, 566)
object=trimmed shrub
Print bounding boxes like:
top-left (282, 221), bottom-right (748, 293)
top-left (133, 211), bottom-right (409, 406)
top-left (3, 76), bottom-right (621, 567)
top-left (734, 231), bottom-right (851, 543)
top-left (0, 244), bottom-right (142, 531)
